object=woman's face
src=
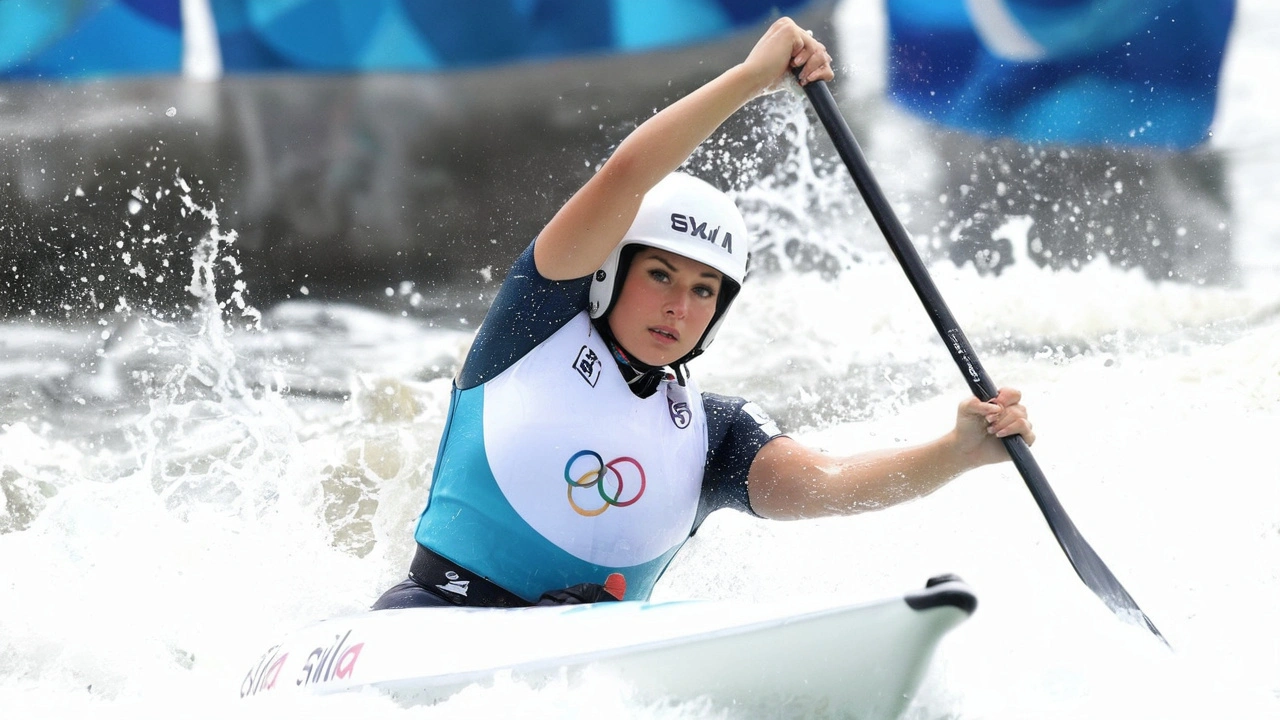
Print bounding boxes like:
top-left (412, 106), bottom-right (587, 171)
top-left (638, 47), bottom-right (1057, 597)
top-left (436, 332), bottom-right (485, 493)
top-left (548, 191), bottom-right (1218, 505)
top-left (607, 247), bottom-right (723, 367)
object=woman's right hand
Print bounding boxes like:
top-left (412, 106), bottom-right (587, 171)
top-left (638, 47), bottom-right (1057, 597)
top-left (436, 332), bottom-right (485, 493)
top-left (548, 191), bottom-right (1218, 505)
top-left (742, 17), bottom-right (835, 93)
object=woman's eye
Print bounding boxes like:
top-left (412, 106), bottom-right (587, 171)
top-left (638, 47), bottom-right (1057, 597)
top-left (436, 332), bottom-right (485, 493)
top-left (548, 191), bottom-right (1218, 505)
top-left (694, 286), bottom-right (716, 299)
top-left (649, 269), bottom-right (669, 282)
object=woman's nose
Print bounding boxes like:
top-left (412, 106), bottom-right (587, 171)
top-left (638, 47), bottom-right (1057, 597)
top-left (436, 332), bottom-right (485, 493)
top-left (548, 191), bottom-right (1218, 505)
top-left (664, 292), bottom-right (687, 318)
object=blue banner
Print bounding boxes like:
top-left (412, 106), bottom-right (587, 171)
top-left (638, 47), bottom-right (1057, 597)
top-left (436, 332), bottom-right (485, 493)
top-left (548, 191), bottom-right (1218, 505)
top-left (1, 0), bottom-right (815, 79)
top-left (0, 0), bottom-right (182, 79)
top-left (886, 0), bottom-right (1236, 149)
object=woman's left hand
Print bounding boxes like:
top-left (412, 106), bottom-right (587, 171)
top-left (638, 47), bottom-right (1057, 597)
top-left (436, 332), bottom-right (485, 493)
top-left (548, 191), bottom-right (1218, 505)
top-left (954, 387), bottom-right (1035, 467)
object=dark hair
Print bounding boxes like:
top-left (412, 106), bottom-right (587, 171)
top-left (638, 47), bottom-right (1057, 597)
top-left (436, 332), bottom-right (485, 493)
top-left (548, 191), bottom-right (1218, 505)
top-left (609, 243), bottom-right (646, 314)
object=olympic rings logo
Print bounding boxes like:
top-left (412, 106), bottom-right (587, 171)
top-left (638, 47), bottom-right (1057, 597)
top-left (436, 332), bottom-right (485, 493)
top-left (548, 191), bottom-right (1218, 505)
top-left (563, 450), bottom-right (646, 517)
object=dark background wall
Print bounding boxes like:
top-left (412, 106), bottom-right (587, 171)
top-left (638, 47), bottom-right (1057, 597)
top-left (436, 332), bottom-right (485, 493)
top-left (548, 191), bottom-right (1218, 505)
top-left (0, 0), bottom-right (833, 320)
top-left (0, 32), bottom-right (795, 320)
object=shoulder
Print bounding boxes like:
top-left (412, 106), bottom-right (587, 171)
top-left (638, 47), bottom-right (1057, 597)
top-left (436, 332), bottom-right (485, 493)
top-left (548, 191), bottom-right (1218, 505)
top-left (703, 393), bottom-right (782, 442)
top-left (457, 241), bottom-right (592, 389)
top-left (701, 392), bottom-right (784, 482)
top-left (692, 392), bottom-right (785, 525)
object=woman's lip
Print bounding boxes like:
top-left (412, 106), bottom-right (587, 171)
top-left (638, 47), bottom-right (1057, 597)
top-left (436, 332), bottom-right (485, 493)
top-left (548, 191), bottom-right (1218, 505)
top-left (649, 326), bottom-right (679, 344)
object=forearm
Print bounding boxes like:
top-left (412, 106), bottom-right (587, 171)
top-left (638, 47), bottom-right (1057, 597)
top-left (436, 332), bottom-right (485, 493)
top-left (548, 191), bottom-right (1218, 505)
top-left (749, 434), bottom-right (977, 520)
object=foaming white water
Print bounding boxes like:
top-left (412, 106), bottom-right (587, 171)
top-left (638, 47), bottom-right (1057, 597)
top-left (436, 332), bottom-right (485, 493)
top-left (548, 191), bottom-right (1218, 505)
top-left (728, 303), bottom-right (1275, 691)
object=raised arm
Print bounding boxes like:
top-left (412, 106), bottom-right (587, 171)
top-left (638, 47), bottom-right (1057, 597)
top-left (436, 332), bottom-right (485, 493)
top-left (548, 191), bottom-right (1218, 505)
top-left (533, 17), bottom-right (834, 281)
top-left (748, 388), bottom-right (1035, 520)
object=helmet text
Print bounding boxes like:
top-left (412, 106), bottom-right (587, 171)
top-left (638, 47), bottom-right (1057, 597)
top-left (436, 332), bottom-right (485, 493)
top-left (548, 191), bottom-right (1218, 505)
top-left (670, 213), bottom-right (733, 253)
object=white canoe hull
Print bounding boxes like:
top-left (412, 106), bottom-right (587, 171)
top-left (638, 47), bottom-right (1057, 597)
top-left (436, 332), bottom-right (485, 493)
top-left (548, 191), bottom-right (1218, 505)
top-left (240, 575), bottom-right (976, 719)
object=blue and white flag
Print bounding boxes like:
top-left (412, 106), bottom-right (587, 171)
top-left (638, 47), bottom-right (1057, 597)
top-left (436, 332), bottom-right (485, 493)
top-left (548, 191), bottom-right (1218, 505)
top-left (886, 0), bottom-right (1236, 149)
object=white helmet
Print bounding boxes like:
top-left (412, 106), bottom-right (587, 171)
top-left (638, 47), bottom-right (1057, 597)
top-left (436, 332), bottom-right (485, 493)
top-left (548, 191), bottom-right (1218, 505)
top-left (588, 173), bottom-right (750, 355)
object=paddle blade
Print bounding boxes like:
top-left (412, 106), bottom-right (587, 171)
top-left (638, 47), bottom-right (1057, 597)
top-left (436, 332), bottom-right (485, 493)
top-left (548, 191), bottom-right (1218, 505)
top-left (1005, 436), bottom-right (1167, 645)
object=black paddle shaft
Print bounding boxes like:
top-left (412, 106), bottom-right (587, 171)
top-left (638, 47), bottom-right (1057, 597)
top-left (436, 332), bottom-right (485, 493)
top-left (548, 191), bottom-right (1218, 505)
top-left (798, 78), bottom-right (1166, 644)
